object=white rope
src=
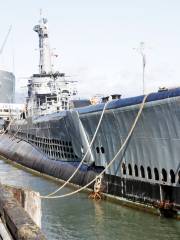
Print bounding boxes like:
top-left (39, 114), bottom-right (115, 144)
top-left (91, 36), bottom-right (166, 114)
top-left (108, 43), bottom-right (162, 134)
top-left (10, 119), bottom-right (26, 139)
top-left (11, 126), bottom-right (22, 138)
top-left (41, 101), bottom-right (109, 197)
top-left (0, 118), bottom-right (14, 137)
top-left (41, 94), bottom-right (148, 199)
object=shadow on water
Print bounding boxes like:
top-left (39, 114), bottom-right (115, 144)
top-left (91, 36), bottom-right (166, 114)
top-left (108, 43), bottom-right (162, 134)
top-left (0, 159), bottom-right (180, 240)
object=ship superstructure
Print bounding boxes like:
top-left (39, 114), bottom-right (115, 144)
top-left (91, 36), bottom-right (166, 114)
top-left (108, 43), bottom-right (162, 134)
top-left (27, 16), bottom-right (77, 116)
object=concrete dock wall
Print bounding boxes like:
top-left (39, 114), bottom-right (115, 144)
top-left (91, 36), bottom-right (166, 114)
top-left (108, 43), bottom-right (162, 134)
top-left (6, 185), bottom-right (41, 227)
top-left (0, 183), bottom-right (46, 239)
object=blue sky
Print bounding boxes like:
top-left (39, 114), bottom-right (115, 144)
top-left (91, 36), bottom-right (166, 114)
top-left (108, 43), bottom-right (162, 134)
top-left (0, 0), bottom-right (180, 101)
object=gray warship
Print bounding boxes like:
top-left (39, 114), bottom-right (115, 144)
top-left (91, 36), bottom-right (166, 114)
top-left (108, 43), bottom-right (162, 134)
top-left (0, 16), bottom-right (180, 217)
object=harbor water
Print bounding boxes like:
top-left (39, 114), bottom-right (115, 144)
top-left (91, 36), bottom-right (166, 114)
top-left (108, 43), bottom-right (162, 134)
top-left (0, 158), bottom-right (180, 240)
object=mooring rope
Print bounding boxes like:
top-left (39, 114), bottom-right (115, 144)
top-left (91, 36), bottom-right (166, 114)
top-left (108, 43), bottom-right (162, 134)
top-left (41, 94), bottom-right (148, 199)
top-left (41, 101), bottom-right (109, 197)
top-left (0, 117), bottom-right (14, 137)
top-left (10, 119), bottom-right (27, 139)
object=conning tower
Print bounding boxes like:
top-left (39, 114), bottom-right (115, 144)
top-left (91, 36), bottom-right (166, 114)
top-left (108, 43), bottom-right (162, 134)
top-left (26, 15), bottom-right (77, 117)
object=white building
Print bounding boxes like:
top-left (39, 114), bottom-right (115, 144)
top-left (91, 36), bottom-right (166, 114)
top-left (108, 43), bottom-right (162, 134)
top-left (0, 103), bottom-right (25, 120)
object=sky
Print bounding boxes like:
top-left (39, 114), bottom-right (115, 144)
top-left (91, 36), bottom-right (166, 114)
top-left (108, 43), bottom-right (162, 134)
top-left (0, 0), bottom-right (180, 102)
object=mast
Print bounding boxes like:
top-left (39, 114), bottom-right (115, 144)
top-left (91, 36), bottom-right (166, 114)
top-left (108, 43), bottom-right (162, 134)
top-left (134, 42), bottom-right (146, 94)
top-left (33, 13), bottom-right (52, 74)
top-left (139, 42), bottom-right (146, 95)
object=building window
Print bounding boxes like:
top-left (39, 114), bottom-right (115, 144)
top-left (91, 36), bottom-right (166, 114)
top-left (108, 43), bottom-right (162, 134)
top-left (128, 164), bottom-right (132, 176)
top-left (140, 166), bottom-right (145, 178)
top-left (134, 165), bottom-right (138, 177)
top-left (162, 168), bottom-right (167, 182)
top-left (170, 169), bottom-right (175, 184)
top-left (147, 166), bottom-right (152, 179)
top-left (122, 163), bottom-right (126, 175)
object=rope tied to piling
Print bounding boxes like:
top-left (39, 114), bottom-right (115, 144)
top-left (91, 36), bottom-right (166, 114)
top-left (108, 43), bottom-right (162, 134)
top-left (41, 94), bottom-right (149, 199)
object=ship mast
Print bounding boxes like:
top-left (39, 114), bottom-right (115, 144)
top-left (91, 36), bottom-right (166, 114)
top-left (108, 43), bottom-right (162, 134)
top-left (139, 42), bottom-right (146, 95)
top-left (134, 42), bottom-right (146, 94)
top-left (33, 12), bottom-right (52, 74)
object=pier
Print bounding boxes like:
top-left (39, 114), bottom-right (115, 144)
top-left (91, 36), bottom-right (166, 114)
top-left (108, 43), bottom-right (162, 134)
top-left (0, 183), bottom-right (46, 239)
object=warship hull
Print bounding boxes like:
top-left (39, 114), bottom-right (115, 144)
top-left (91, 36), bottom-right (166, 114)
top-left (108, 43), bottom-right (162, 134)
top-left (2, 88), bottom-right (180, 218)
top-left (0, 70), bottom-right (15, 103)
